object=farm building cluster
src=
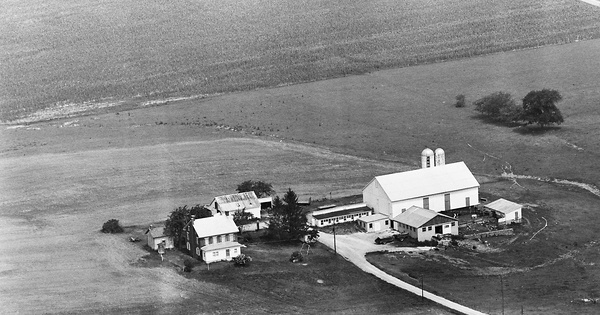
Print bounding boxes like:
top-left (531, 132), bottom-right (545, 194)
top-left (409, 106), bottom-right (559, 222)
top-left (306, 148), bottom-right (522, 241)
top-left (149, 148), bottom-right (522, 263)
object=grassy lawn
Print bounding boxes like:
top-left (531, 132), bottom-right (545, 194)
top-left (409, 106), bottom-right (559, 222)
top-left (367, 178), bottom-right (600, 314)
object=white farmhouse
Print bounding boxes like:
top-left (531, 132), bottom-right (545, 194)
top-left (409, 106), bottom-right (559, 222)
top-left (145, 226), bottom-right (174, 251)
top-left (392, 206), bottom-right (458, 242)
top-left (363, 149), bottom-right (479, 218)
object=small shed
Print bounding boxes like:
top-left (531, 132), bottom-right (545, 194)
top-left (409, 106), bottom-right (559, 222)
top-left (392, 206), bottom-right (458, 242)
top-left (146, 226), bottom-right (174, 251)
top-left (485, 198), bottom-right (522, 225)
top-left (357, 213), bottom-right (391, 232)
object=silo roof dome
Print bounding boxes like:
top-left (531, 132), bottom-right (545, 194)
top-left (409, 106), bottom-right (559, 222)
top-left (422, 148), bottom-right (434, 156)
top-left (435, 148), bottom-right (445, 154)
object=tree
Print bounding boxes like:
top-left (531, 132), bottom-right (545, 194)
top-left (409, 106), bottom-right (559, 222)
top-left (520, 89), bottom-right (564, 127)
top-left (455, 94), bottom-right (466, 108)
top-left (165, 205), bottom-right (212, 249)
top-left (236, 180), bottom-right (275, 198)
top-left (102, 219), bottom-right (123, 233)
top-left (473, 92), bottom-right (522, 123)
top-left (267, 189), bottom-right (317, 241)
top-left (233, 210), bottom-right (255, 234)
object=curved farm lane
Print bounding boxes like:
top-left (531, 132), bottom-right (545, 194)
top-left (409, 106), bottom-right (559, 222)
top-left (318, 232), bottom-right (487, 315)
top-left (579, 0), bottom-right (600, 7)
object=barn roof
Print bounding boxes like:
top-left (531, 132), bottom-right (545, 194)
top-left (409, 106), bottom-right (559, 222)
top-left (392, 206), bottom-right (456, 228)
top-left (485, 198), bottom-right (522, 214)
top-left (357, 213), bottom-right (389, 223)
top-left (212, 191), bottom-right (260, 212)
top-left (193, 215), bottom-right (239, 239)
top-left (365, 162), bottom-right (479, 201)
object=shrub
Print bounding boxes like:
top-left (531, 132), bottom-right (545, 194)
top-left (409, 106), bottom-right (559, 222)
top-left (473, 92), bottom-right (521, 123)
top-left (101, 219), bottom-right (123, 234)
top-left (455, 94), bottom-right (466, 108)
top-left (289, 251), bottom-right (303, 263)
top-left (183, 258), bottom-right (195, 272)
top-left (233, 254), bottom-right (252, 266)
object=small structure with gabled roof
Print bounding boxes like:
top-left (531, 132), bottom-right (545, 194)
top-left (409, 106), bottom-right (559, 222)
top-left (392, 206), bottom-right (458, 241)
top-left (484, 198), bottom-right (522, 225)
top-left (145, 226), bottom-right (174, 251)
top-left (207, 191), bottom-right (261, 219)
top-left (185, 215), bottom-right (244, 263)
top-left (357, 213), bottom-right (391, 232)
top-left (363, 161), bottom-right (479, 218)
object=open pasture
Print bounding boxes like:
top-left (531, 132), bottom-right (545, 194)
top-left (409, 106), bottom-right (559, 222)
top-left (2, 0), bottom-right (600, 121)
top-left (0, 133), bottom-right (433, 314)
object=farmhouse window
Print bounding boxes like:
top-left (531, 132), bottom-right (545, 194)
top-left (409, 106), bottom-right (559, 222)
top-left (209, 237), bottom-right (213, 244)
top-left (423, 197), bottom-right (430, 209)
top-left (451, 222), bottom-right (456, 226)
top-left (217, 235), bottom-right (222, 243)
top-left (225, 234), bottom-right (230, 242)
top-left (422, 227), bottom-right (426, 232)
top-left (320, 220), bottom-right (323, 225)
top-left (369, 223), bottom-right (373, 229)
top-left (213, 252), bottom-right (219, 257)
top-left (234, 248), bottom-right (238, 253)
top-left (384, 220), bottom-right (389, 225)
top-left (428, 226), bottom-right (432, 231)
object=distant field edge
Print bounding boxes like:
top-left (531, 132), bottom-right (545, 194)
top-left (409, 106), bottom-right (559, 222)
top-left (3, 37), bottom-right (600, 125)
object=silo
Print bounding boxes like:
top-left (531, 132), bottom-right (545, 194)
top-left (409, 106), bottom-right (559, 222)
top-left (421, 148), bottom-right (434, 168)
top-left (435, 148), bottom-right (445, 166)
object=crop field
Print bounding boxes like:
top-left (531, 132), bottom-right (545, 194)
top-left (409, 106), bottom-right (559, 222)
top-left (2, 0), bottom-right (600, 121)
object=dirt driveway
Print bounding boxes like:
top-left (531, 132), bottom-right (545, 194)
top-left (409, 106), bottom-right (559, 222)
top-left (318, 230), bottom-right (487, 315)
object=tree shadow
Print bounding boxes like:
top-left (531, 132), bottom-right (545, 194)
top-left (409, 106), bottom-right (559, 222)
top-left (512, 125), bottom-right (562, 135)
top-left (470, 113), bottom-right (522, 128)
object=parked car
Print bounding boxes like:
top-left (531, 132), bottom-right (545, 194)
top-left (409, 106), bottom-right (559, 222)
top-left (375, 236), bottom-right (395, 244)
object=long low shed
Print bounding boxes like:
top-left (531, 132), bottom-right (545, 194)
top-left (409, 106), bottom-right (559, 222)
top-left (307, 204), bottom-right (373, 227)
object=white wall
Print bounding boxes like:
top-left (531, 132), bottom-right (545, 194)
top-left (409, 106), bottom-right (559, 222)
top-left (203, 246), bottom-right (241, 264)
top-left (363, 180), bottom-right (392, 216)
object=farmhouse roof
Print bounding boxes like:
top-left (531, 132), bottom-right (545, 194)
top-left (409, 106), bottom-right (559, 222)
top-left (357, 213), bottom-right (389, 223)
top-left (485, 198), bottom-right (522, 214)
top-left (392, 206), bottom-right (456, 228)
top-left (212, 191), bottom-right (260, 212)
top-left (201, 241), bottom-right (244, 252)
top-left (366, 162), bottom-right (479, 201)
top-left (193, 215), bottom-right (239, 239)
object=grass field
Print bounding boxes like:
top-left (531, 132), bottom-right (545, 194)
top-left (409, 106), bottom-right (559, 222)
top-left (2, 0), bottom-right (600, 121)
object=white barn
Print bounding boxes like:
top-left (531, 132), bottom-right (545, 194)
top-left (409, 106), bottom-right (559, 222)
top-left (363, 160), bottom-right (479, 218)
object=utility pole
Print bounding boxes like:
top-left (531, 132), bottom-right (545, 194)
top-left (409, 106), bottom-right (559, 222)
top-left (421, 275), bottom-right (424, 302)
top-left (500, 275), bottom-right (505, 315)
top-left (333, 226), bottom-right (337, 254)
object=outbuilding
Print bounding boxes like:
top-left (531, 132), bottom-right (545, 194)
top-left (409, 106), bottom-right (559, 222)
top-left (207, 191), bottom-right (261, 219)
top-left (146, 226), bottom-right (174, 251)
top-left (392, 206), bottom-right (458, 242)
top-left (484, 198), bottom-right (522, 225)
top-left (357, 213), bottom-right (391, 232)
top-left (307, 203), bottom-right (373, 227)
top-left (363, 161), bottom-right (479, 218)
